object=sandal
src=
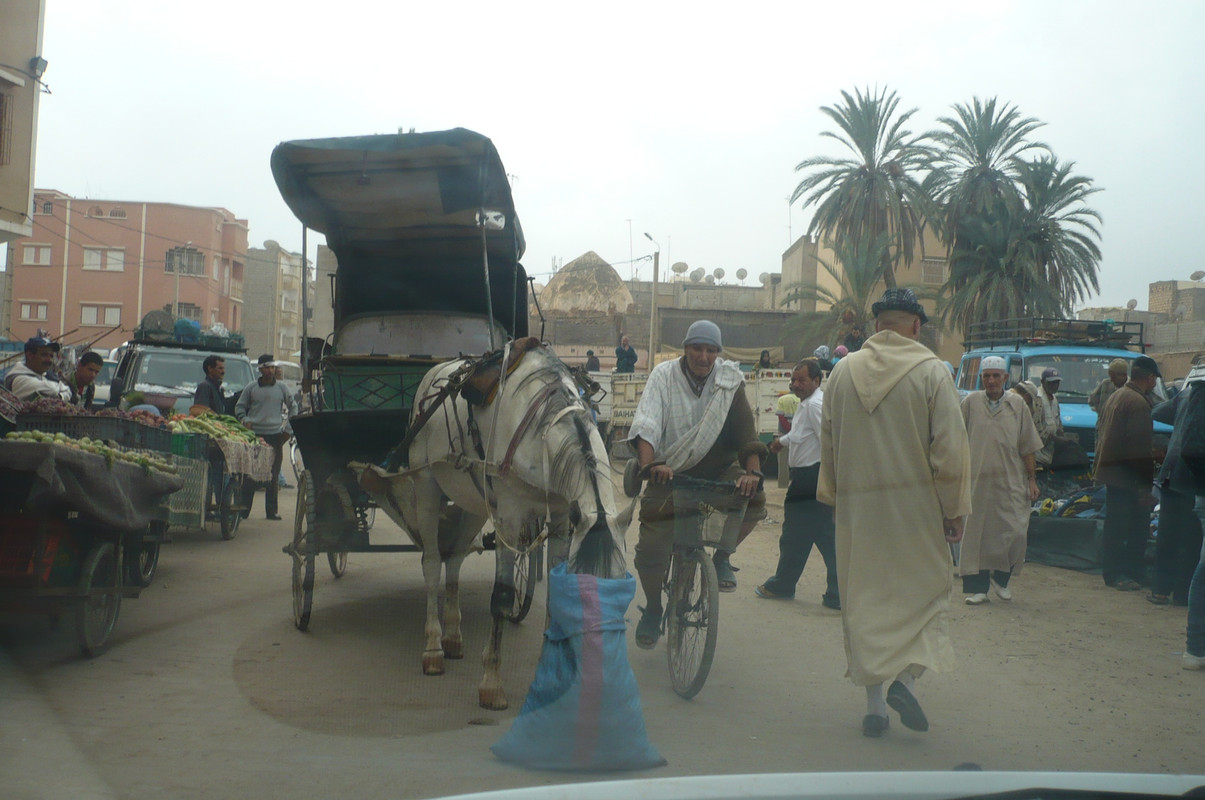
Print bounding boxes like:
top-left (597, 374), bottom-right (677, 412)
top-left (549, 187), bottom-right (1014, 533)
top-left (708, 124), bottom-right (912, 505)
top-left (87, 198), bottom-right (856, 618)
top-left (635, 606), bottom-right (662, 649)
top-left (1146, 592), bottom-right (1171, 606)
top-left (713, 555), bottom-right (737, 593)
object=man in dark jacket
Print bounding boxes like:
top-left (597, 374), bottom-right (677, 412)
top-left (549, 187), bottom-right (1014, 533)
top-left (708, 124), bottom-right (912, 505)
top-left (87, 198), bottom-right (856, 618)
top-left (1094, 356), bottom-right (1161, 591)
top-left (1150, 382), bottom-right (1204, 605)
top-left (193, 355), bottom-right (226, 413)
top-left (67, 352), bottom-right (103, 409)
top-left (615, 336), bottom-right (638, 373)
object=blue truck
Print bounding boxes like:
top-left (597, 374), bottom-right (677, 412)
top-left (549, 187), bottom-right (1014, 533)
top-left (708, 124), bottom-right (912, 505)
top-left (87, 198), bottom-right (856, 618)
top-left (954, 317), bottom-right (1171, 457)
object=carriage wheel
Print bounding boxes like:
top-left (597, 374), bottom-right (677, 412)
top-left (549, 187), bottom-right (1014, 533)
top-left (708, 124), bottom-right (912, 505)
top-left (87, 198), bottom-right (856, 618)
top-left (126, 542), bottom-right (161, 588)
top-left (219, 476), bottom-right (242, 540)
top-left (289, 438), bottom-right (304, 484)
top-left (75, 542), bottom-right (122, 657)
top-left (500, 543), bottom-right (538, 624)
top-left (291, 470), bottom-right (316, 631)
top-left (665, 548), bottom-right (719, 699)
top-left (327, 551), bottom-right (347, 578)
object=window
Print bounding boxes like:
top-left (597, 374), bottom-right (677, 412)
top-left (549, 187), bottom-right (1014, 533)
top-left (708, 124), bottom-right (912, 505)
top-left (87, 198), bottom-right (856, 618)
top-left (176, 302), bottom-right (202, 320)
top-left (36, 200), bottom-right (52, 215)
top-left (81, 304), bottom-right (122, 326)
top-left (214, 255), bottom-right (222, 281)
top-left (922, 258), bottom-right (947, 285)
top-left (957, 356), bottom-right (980, 391)
top-left (83, 247), bottom-right (125, 271)
top-left (19, 302), bottom-right (48, 321)
top-left (165, 247), bottom-right (205, 276)
top-left (108, 208), bottom-right (126, 219)
top-left (23, 245), bottom-right (51, 265)
top-left (88, 206), bottom-right (104, 218)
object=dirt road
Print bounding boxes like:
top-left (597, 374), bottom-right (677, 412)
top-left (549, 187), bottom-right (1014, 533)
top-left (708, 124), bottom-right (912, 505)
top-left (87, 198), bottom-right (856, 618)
top-left (2, 482), bottom-right (1202, 800)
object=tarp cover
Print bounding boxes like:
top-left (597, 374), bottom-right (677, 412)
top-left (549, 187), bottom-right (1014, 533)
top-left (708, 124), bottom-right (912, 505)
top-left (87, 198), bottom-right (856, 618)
top-left (0, 441), bottom-right (182, 531)
top-left (491, 564), bottom-right (664, 771)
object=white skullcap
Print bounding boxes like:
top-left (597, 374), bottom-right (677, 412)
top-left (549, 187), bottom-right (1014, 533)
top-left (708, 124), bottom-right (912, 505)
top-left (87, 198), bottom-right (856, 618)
top-left (980, 356), bottom-right (1007, 371)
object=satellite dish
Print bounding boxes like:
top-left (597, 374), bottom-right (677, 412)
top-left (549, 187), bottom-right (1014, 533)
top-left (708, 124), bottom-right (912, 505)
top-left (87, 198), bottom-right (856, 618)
top-left (759, 272), bottom-right (770, 285)
top-left (1192, 270), bottom-right (1205, 281)
top-left (736, 268), bottom-right (748, 280)
top-left (705, 275), bottom-right (716, 284)
top-left (713, 268), bottom-right (725, 280)
top-left (671, 261), bottom-right (689, 274)
top-left (1126, 299), bottom-right (1138, 310)
top-left (690, 268), bottom-right (705, 283)
top-left (140, 310), bottom-right (174, 334)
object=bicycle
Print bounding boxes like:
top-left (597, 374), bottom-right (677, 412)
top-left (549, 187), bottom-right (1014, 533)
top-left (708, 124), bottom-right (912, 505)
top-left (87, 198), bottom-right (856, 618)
top-left (659, 473), bottom-right (750, 699)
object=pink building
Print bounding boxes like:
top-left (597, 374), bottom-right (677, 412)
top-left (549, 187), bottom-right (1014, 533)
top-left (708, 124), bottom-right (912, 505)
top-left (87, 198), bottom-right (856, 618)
top-left (5, 190), bottom-right (247, 351)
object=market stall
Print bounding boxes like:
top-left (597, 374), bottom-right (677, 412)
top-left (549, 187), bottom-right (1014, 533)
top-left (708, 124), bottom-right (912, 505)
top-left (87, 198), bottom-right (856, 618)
top-left (0, 431), bottom-right (182, 656)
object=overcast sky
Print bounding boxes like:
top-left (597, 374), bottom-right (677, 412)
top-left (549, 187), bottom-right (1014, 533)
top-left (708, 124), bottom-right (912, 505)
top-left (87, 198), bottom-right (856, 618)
top-left (25, 0), bottom-right (1205, 310)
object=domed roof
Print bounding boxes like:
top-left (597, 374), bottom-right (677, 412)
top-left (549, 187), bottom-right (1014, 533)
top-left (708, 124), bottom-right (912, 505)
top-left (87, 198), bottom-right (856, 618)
top-left (538, 251), bottom-right (635, 315)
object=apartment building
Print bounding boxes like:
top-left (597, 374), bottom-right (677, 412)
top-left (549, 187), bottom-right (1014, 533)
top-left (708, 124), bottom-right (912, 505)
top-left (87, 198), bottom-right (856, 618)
top-left (244, 240), bottom-right (307, 359)
top-left (5, 190), bottom-right (247, 350)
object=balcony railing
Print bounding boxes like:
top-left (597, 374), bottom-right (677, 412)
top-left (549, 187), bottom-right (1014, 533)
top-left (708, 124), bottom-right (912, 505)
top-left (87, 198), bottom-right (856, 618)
top-left (229, 278), bottom-right (243, 302)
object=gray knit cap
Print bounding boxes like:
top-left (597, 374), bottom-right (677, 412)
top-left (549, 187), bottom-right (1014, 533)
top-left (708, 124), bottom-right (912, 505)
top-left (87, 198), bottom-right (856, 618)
top-left (682, 320), bottom-right (722, 350)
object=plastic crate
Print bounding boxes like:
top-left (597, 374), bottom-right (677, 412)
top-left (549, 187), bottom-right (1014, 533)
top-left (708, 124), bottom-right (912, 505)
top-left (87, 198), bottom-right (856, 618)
top-left (171, 431), bottom-right (209, 459)
top-left (167, 454), bottom-right (207, 529)
top-left (16, 414), bottom-right (173, 453)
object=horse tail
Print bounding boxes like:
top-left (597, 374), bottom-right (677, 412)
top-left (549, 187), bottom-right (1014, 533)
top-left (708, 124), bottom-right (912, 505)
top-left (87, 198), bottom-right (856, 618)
top-left (569, 514), bottom-right (623, 578)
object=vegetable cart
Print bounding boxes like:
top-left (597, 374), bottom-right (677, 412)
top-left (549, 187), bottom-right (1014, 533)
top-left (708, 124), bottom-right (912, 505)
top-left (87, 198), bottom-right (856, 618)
top-left (0, 434), bottom-right (182, 656)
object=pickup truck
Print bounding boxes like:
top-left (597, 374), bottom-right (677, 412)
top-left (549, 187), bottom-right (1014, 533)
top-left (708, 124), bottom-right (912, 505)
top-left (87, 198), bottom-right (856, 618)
top-left (110, 338), bottom-right (255, 416)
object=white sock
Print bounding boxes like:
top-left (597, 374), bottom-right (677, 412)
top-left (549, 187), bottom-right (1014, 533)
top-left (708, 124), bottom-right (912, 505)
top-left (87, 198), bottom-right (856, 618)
top-left (894, 669), bottom-right (916, 692)
top-left (866, 683), bottom-right (887, 716)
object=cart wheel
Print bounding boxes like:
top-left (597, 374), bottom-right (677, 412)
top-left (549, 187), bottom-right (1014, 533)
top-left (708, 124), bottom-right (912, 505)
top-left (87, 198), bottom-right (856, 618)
top-left (292, 470), bottom-right (316, 631)
top-left (219, 476), bottom-right (242, 540)
top-left (327, 551), bottom-right (347, 578)
top-left (289, 437), bottom-right (304, 484)
top-left (126, 542), bottom-right (161, 588)
top-left (75, 542), bottom-right (121, 657)
top-left (498, 541), bottom-right (538, 624)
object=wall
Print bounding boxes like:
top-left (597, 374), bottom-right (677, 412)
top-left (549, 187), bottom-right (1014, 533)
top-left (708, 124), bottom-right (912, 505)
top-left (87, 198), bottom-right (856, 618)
top-left (0, 1), bottom-right (46, 244)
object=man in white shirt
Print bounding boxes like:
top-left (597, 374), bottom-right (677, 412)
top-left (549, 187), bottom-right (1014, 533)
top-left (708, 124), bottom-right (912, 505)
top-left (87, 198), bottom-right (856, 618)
top-left (755, 358), bottom-right (839, 608)
top-left (4, 336), bottom-right (72, 403)
top-left (1034, 368), bottom-right (1064, 466)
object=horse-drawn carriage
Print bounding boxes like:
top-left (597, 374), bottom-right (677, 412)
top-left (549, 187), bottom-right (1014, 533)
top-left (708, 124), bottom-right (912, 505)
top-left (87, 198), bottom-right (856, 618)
top-left (272, 129), bottom-right (629, 710)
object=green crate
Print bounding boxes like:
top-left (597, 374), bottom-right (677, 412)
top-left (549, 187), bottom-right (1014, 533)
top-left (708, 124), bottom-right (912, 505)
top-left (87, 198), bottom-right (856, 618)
top-left (171, 431), bottom-right (208, 459)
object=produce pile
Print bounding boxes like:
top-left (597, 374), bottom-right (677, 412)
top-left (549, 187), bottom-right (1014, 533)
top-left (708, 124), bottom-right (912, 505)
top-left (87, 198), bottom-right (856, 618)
top-left (167, 413), bottom-right (260, 444)
top-left (4, 430), bottom-right (178, 475)
top-left (19, 397), bottom-right (171, 429)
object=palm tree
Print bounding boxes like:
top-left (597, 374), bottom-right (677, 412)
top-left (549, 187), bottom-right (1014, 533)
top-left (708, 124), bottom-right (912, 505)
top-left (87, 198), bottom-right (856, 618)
top-left (792, 87), bottom-right (933, 289)
top-left (1014, 155), bottom-right (1103, 309)
top-left (925, 96), bottom-right (1048, 242)
top-left (780, 233), bottom-right (894, 349)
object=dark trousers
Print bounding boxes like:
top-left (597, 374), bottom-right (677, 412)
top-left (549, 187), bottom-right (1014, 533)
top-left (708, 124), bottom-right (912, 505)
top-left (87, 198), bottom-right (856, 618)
top-left (763, 465), bottom-right (838, 601)
top-left (1153, 489), bottom-right (1204, 603)
top-left (1102, 485), bottom-right (1150, 585)
top-left (242, 431), bottom-right (289, 517)
top-left (962, 570), bottom-right (1011, 594)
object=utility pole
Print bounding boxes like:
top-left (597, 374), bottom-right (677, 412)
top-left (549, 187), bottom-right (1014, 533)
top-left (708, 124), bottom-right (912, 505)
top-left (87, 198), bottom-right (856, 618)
top-left (644, 233), bottom-right (660, 370)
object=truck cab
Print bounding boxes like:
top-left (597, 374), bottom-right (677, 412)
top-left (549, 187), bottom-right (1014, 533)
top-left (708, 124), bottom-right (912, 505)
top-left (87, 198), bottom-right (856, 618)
top-left (955, 318), bottom-right (1171, 456)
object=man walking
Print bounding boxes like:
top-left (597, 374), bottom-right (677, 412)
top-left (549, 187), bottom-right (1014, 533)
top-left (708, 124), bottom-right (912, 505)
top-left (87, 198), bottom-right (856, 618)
top-left (236, 354), bottom-right (297, 521)
top-left (615, 335), bottom-right (638, 373)
top-left (1033, 368), bottom-right (1065, 467)
top-left (1149, 381), bottom-right (1204, 606)
top-left (818, 289), bottom-right (971, 738)
top-left (1094, 356), bottom-right (1160, 591)
top-left (959, 356), bottom-right (1043, 605)
top-left (755, 358), bottom-right (839, 609)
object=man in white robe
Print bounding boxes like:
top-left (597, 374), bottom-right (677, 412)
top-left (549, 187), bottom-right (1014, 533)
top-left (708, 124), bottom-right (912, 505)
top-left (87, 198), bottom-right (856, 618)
top-left (818, 289), bottom-right (971, 738)
top-left (959, 356), bottom-right (1042, 605)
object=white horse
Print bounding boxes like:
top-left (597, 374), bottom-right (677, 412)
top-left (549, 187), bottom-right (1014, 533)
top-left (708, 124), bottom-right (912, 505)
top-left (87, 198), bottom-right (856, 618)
top-left (357, 339), bottom-right (627, 710)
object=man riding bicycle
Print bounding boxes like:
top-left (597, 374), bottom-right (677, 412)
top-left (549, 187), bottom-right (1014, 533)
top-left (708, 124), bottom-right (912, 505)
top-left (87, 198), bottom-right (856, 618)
top-left (627, 319), bottom-right (768, 649)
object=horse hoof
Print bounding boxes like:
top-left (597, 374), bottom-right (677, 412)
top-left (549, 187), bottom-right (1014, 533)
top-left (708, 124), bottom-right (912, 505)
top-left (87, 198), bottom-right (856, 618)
top-left (442, 638), bottom-right (464, 659)
top-left (478, 688), bottom-right (508, 711)
top-left (422, 651), bottom-right (445, 675)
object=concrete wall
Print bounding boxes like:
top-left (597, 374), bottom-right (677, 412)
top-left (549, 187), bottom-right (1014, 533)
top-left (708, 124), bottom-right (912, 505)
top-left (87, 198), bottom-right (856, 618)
top-left (245, 241), bottom-right (306, 359)
top-left (0, 1), bottom-right (45, 244)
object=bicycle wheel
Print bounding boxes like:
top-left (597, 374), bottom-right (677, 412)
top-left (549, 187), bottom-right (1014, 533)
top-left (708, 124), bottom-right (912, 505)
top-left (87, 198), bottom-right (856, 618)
top-left (665, 548), bottom-right (719, 699)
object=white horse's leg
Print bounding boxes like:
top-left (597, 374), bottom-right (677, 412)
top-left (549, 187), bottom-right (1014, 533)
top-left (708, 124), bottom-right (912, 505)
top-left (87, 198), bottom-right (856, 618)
top-left (479, 608), bottom-right (508, 710)
top-left (442, 551), bottom-right (466, 659)
top-left (420, 545), bottom-right (446, 675)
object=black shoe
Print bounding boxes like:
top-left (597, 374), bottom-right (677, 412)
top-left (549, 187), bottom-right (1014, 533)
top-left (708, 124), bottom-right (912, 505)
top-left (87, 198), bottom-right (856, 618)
top-left (821, 594), bottom-right (841, 610)
top-left (886, 681), bottom-right (929, 732)
top-left (862, 714), bottom-right (889, 738)
top-left (266, 514), bottom-right (283, 521)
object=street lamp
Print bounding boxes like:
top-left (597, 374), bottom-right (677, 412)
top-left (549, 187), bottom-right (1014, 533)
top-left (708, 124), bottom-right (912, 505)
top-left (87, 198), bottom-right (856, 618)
top-left (644, 233), bottom-right (660, 370)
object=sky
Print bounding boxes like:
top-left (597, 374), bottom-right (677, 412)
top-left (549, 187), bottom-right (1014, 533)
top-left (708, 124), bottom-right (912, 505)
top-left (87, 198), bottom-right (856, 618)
top-left (23, 0), bottom-right (1205, 310)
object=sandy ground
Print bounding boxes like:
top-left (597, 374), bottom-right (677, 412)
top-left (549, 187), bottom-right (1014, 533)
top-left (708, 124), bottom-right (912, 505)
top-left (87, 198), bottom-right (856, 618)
top-left (2, 477), bottom-right (1203, 800)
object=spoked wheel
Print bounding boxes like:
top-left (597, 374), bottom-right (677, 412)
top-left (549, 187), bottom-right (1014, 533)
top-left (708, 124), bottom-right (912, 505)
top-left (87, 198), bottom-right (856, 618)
top-left (665, 548), bottom-right (719, 699)
top-left (291, 470), bottom-right (316, 631)
top-left (218, 476), bottom-right (242, 540)
top-left (126, 541), bottom-right (161, 588)
top-left (327, 551), bottom-right (347, 578)
top-left (75, 542), bottom-right (122, 657)
top-left (289, 438), bottom-right (304, 484)
top-left (501, 544), bottom-right (538, 624)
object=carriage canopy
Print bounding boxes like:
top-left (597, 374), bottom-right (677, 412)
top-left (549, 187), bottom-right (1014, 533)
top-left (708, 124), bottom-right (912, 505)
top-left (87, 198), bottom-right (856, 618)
top-left (270, 128), bottom-right (528, 337)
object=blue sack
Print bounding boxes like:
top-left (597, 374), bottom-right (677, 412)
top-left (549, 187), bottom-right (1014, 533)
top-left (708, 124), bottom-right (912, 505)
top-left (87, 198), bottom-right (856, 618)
top-left (491, 563), bottom-right (665, 771)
